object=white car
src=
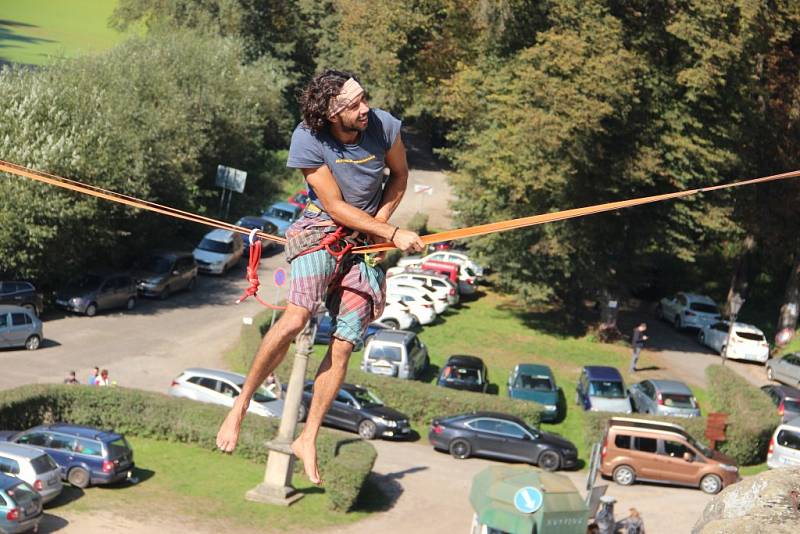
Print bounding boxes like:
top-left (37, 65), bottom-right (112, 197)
top-left (169, 367), bottom-right (285, 417)
top-left (386, 278), bottom-right (448, 314)
top-left (396, 250), bottom-right (484, 277)
top-left (385, 290), bottom-right (437, 325)
top-left (387, 271), bottom-right (459, 306)
top-left (375, 301), bottom-right (417, 330)
top-left (658, 292), bottom-right (721, 330)
top-left (697, 321), bottom-right (770, 363)
top-left (192, 229), bottom-right (244, 275)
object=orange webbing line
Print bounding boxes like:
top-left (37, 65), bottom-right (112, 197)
top-left (354, 168), bottom-right (800, 254)
top-left (0, 160), bottom-right (287, 245)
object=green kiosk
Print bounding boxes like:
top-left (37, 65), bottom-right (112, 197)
top-left (469, 466), bottom-right (589, 534)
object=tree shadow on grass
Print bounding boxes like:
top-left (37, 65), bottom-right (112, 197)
top-left (45, 486), bottom-right (84, 509)
top-left (0, 19), bottom-right (55, 63)
top-left (497, 302), bottom-right (594, 338)
top-left (418, 363), bottom-right (440, 383)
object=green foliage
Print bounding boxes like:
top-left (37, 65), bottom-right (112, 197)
top-left (582, 411), bottom-right (707, 451)
top-left (0, 385), bottom-right (375, 511)
top-left (405, 212), bottom-right (430, 236)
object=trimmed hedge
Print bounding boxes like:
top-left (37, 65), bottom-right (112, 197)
top-left (0, 385), bottom-right (376, 511)
top-left (581, 365), bottom-right (780, 466)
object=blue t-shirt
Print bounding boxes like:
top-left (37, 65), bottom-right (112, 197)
top-left (286, 108), bottom-right (402, 218)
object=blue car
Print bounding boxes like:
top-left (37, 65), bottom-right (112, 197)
top-left (0, 473), bottom-right (42, 534)
top-left (575, 366), bottom-right (632, 413)
top-left (261, 201), bottom-right (303, 237)
top-left (235, 216), bottom-right (280, 253)
top-left (0, 424), bottom-right (134, 489)
top-left (314, 312), bottom-right (389, 350)
top-left (507, 363), bottom-right (562, 422)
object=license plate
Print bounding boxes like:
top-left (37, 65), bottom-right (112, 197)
top-left (373, 366), bottom-right (393, 375)
top-left (782, 456), bottom-right (799, 465)
top-left (400, 428), bottom-right (410, 433)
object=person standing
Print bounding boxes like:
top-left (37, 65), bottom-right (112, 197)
top-left (87, 366), bottom-right (99, 386)
top-left (617, 508), bottom-right (646, 534)
top-left (96, 369), bottom-right (110, 387)
top-left (63, 371), bottom-right (79, 385)
top-left (630, 323), bottom-right (648, 372)
top-left (216, 69), bottom-right (424, 484)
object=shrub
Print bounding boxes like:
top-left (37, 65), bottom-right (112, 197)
top-left (405, 212), bottom-right (429, 235)
top-left (0, 385), bottom-right (375, 511)
top-left (582, 411), bottom-right (707, 451)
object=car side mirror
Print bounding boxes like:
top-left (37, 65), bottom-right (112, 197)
top-left (683, 452), bottom-right (694, 463)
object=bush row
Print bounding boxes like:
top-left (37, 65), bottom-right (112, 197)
top-left (0, 385), bottom-right (375, 511)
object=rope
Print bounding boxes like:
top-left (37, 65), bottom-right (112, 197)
top-left (235, 234), bottom-right (287, 310)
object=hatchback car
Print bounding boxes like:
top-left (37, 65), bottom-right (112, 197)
top-left (0, 474), bottom-right (42, 534)
top-left (428, 412), bottom-right (578, 471)
top-left (235, 216), bottom-right (279, 253)
top-left (0, 425), bottom-right (134, 488)
top-left (397, 250), bottom-right (485, 277)
top-left (507, 364), bottom-right (561, 422)
top-left (628, 379), bottom-right (700, 417)
top-left (169, 367), bottom-right (285, 418)
top-left (386, 282), bottom-right (447, 315)
top-left (375, 301), bottom-right (417, 330)
top-left (698, 321), bottom-right (769, 363)
top-left (133, 250), bottom-right (198, 299)
top-left (437, 355), bottom-right (489, 393)
top-left (298, 381), bottom-right (411, 439)
top-left (0, 306), bottom-right (42, 351)
top-left (192, 229), bottom-right (244, 275)
top-left (362, 330), bottom-right (429, 379)
top-left (261, 201), bottom-right (302, 237)
top-left (658, 292), bottom-right (721, 330)
top-left (576, 366), bottom-right (632, 413)
top-left (767, 352), bottom-right (800, 387)
top-left (767, 417), bottom-right (800, 469)
top-left (387, 270), bottom-right (459, 306)
top-left (384, 291), bottom-right (436, 325)
top-left (0, 282), bottom-right (42, 317)
top-left (55, 271), bottom-right (137, 317)
top-left (761, 384), bottom-right (800, 422)
top-left (0, 443), bottom-right (62, 504)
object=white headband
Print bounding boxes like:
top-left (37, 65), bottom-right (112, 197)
top-left (329, 78), bottom-right (365, 117)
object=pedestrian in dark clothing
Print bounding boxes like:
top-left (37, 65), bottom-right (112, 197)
top-left (630, 323), bottom-right (648, 372)
top-left (63, 371), bottom-right (79, 385)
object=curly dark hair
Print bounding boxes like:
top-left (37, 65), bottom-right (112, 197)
top-left (300, 69), bottom-right (361, 133)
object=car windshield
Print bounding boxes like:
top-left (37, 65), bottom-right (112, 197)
top-left (784, 398), bottom-right (800, 411)
top-left (690, 302), bottom-right (718, 313)
top-left (237, 219), bottom-right (261, 230)
top-left (442, 365), bottom-right (482, 384)
top-left (197, 238), bottom-right (233, 254)
top-left (266, 207), bottom-right (293, 221)
top-left (138, 256), bottom-right (171, 274)
top-left (736, 331), bottom-right (765, 342)
top-left (252, 384), bottom-right (277, 403)
top-left (369, 344), bottom-right (402, 362)
top-left (107, 437), bottom-right (132, 459)
top-left (686, 434), bottom-right (713, 457)
top-left (515, 375), bottom-right (553, 391)
top-left (69, 274), bottom-right (104, 290)
top-left (6, 482), bottom-right (37, 504)
top-left (351, 388), bottom-right (383, 407)
top-left (589, 380), bottom-right (626, 398)
top-left (662, 393), bottom-right (696, 409)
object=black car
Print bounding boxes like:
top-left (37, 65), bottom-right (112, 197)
top-left (761, 384), bottom-right (800, 423)
top-left (428, 412), bottom-right (578, 471)
top-left (298, 381), bottom-right (411, 440)
top-left (436, 355), bottom-right (489, 393)
top-left (0, 281), bottom-right (43, 316)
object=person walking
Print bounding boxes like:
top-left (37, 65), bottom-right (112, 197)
top-left (216, 69), bottom-right (424, 484)
top-left (630, 323), bottom-right (648, 372)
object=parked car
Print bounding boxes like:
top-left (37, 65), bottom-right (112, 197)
top-left (0, 443), bottom-right (62, 504)
top-left (576, 366), bottom-right (632, 413)
top-left (387, 270), bottom-right (459, 306)
top-left (386, 282), bottom-right (447, 315)
top-left (192, 229), bottom-right (244, 275)
top-left (375, 301), bottom-right (417, 330)
top-left (437, 355), bottom-right (489, 393)
top-left (697, 321), bottom-right (769, 363)
top-left (766, 353), bottom-right (800, 387)
top-left (507, 364), bottom-right (561, 422)
top-left (235, 216), bottom-right (279, 253)
top-left (0, 306), bottom-right (42, 351)
top-left (0, 424), bottom-right (134, 489)
top-left (384, 291), bottom-right (436, 325)
top-left (286, 188), bottom-right (310, 209)
top-left (397, 250), bottom-right (484, 277)
top-left (428, 412), bottom-right (578, 471)
top-left (423, 260), bottom-right (477, 295)
top-left (767, 416), bottom-right (800, 469)
top-left (361, 330), bottom-right (429, 379)
top-left (0, 282), bottom-right (42, 317)
top-left (132, 250), bottom-right (198, 299)
top-left (657, 293), bottom-right (721, 330)
top-left (55, 271), bottom-right (137, 317)
top-left (313, 312), bottom-right (389, 349)
top-left (168, 368), bottom-right (285, 418)
top-left (387, 276), bottom-right (451, 313)
top-left (261, 201), bottom-right (303, 237)
top-left (0, 473), bottom-right (42, 534)
top-left (298, 381), bottom-right (411, 439)
top-left (600, 417), bottom-right (739, 494)
top-left (628, 379), bottom-right (700, 418)
top-left (761, 384), bottom-right (800, 422)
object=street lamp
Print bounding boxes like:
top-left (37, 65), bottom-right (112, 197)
top-left (722, 294), bottom-right (745, 366)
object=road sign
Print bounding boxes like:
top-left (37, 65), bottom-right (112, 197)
top-left (414, 184), bottom-right (433, 195)
top-left (513, 486), bottom-right (544, 514)
top-left (216, 165), bottom-right (247, 193)
top-left (274, 268), bottom-right (287, 287)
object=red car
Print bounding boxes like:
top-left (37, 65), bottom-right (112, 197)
top-left (287, 188), bottom-right (310, 209)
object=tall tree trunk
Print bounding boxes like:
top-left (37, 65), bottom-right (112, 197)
top-left (724, 235), bottom-right (756, 319)
top-left (775, 248), bottom-right (800, 347)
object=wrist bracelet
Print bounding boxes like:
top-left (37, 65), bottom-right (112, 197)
top-left (390, 226), bottom-right (399, 241)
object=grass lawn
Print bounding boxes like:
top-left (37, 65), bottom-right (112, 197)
top-left (0, 0), bottom-right (130, 65)
top-left (50, 437), bottom-right (374, 532)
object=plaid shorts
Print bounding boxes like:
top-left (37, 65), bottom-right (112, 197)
top-left (285, 217), bottom-right (386, 347)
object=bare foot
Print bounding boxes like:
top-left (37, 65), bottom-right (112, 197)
top-left (291, 437), bottom-right (321, 484)
top-left (216, 408), bottom-right (244, 453)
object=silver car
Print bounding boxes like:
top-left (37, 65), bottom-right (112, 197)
top-left (767, 417), bottom-right (800, 469)
top-left (362, 330), bottom-right (429, 379)
top-left (767, 353), bottom-right (800, 387)
top-left (0, 306), bottom-right (43, 350)
top-left (168, 368), bottom-right (284, 417)
top-left (0, 443), bottom-right (62, 504)
top-left (628, 379), bottom-right (701, 417)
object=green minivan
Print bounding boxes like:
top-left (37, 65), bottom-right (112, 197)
top-left (508, 364), bottom-right (562, 422)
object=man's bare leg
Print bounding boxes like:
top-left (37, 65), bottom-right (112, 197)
top-left (291, 337), bottom-right (354, 484)
top-left (216, 303), bottom-right (311, 452)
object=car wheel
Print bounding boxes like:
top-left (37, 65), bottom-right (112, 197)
top-left (613, 465), bottom-right (635, 486)
top-left (358, 420), bottom-right (377, 440)
top-left (126, 297), bottom-right (136, 311)
top-left (382, 319), bottom-right (399, 329)
top-left (24, 335), bottom-right (40, 351)
top-left (160, 285), bottom-right (171, 300)
top-left (85, 303), bottom-right (98, 317)
top-left (68, 467), bottom-right (90, 488)
top-left (538, 450), bottom-right (561, 472)
top-left (449, 439), bottom-right (471, 459)
top-left (700, 474), bottom-right (722, 494)
top-left (297, 403), bottom-right (308, 423)
top-left (767, 367), bottom-right (775, 381)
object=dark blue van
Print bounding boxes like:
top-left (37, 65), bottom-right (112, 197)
top-left (0, 424), bottom-right (134, 488)
top-left (575, 366), bottom-right (632, 413)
